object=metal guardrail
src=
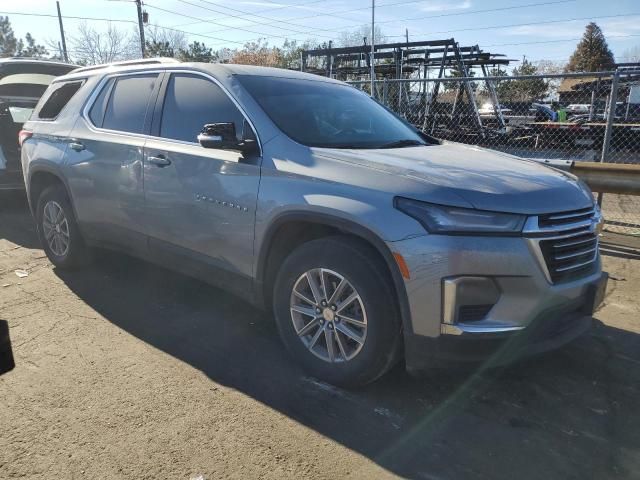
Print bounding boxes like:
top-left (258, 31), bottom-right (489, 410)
top-left (572, 162), bottom-right (640, 195)
top-left (531, 159), bottom-right (640, 195)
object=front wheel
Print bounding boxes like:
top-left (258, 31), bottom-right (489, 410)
top-left (273, 236), bottom-right (402, 387)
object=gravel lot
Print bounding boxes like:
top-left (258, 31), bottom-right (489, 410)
top-left (2, 192), bottom-right (640, 480)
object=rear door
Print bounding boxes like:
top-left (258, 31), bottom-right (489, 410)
top-left (64, 72), bottom-right (161, 254)
top-left (142, 72), bottom-right (261, 292)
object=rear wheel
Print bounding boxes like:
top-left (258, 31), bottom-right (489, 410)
top-left (273, 236), bottom-right (402, 387)
top-left (36, 185), bottom-right (90, 269)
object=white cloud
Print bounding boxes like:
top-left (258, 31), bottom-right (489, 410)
top-left (419, 1), bottom-right (472, 13)
top-left (598, 17), bottom-right (640, 37)
top-left (503, 17), bottom-right (640, 39)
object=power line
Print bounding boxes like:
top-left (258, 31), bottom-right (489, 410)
top-left (194, 0), bottom-right (579, 49)
top-left (385, 13), bottom-right (640, 39)
top-left (5, 2), bottom-right (633, 56)
top-left (170, 0), bottom-right (335, 39)
top-left (6, 0), bottom-right (580, 52)
top-left (168, 0), bottom-right (347, 29)
top-left (0, 9), bottom-right (247, 45)
top-left (0, 10), bottom-right (137, 24)
top-left (198, 0), bottom-right (576, 38)
top-left (481, 33), bottom-right (640, 48)
top-left (145, 3), bottom-right (327, 42)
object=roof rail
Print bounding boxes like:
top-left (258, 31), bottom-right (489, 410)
top-left (71, 57), bottom-right (180, 74)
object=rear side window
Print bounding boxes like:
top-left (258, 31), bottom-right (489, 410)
top-left (160, 74), bottom-right (245, 143)
top-left (36, 81), bottom-right (84, 120)
top-left (102, 74), bottom-right (158, 134)
top-left (88, 78), bottom-right (115, 127)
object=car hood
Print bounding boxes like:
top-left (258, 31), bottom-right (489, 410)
top-left (314, 142), bottom-right (593, 215)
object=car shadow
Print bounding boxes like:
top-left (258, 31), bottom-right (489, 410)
top-left (0, 192), bottom-right (40, 249)
top-left (53, 250), bottom-right (640, 479)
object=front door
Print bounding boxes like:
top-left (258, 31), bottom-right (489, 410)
top-left (143, 72), bottom-right (261, 293)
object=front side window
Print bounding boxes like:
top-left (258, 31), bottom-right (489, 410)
top-left (160, 73), bottom-right (246, 143)
top-left (237, 75), bottom-right (427, 149)
top-left (102, 74), bottom-right (159, 134)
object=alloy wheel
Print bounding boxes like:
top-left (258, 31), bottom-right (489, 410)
top-left (42, 200), bottom-right (70, 257)
top-left (289, 268), bottom-right (368, 363)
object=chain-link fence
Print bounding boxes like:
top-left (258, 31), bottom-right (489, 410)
top-left (348, 71), bottom-right (640, 235)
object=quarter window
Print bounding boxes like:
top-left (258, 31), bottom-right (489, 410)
top-left (159, 74), bottom-right (246, 143)
top-left (36, 81), bottom-right (84, 120)
top-left (102, 74), bottom-right (159, 134)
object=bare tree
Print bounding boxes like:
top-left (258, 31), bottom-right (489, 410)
top-left (621, 45), bottom-right (640, 63)
top-left (145, 25), bottom-right (188, 56)
top-left (338, 25), bottom-right (386, 48)
top-left (70, 22), bottom-right (138, 65)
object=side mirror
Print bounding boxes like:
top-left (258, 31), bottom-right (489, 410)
top-left (198, 123), bottom-right (259, 155)
top-left (198, 123), bottom-right (237, 149)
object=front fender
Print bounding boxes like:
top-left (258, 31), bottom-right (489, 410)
top-left (254, 207), bottom-right (415, 339)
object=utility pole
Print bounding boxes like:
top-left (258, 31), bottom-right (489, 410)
top-left (370, 0), bottom-right (375, 98)
top-left (56, 1), bottom-right (69, 62)
top-left (406, 28), bottom-right (409, 44)
top-left (135, 0), bottom-right (146, 58)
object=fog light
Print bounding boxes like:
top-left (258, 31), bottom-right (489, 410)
top-left (442, 277), bottom-right (500, 325)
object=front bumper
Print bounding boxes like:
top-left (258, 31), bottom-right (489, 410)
top-left (387, 234), bottom-right (604, 371)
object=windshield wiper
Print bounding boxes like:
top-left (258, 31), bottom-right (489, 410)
top-left (378, 139), bottom-right (426, 149)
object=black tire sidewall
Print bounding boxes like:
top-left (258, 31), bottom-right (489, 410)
top-left (273, 237), bottom-right (401, 387)
top-left (36, 186), bottom-right (86, 269)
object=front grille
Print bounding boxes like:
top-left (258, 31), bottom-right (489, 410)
top-left (527, 207), bottom-right (600, 284)
top-left (539, 232), bottom-right (598, 282)
top-left (458, 304), bottom-right (494, 323)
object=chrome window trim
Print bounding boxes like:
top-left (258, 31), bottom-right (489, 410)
top-left (80, 68), bottom-right (263, 156)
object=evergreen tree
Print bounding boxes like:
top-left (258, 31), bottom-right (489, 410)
top-left (0, 16), bottom-right (47, 58)
top-left (178, 41), bottom-right (215, 62)
top-left (145, 40), bottom-right (175, 58)
top-left (16, 33), bottom-right (48, 58)
top-left (0, 16), bottom-right (18, 57)
top-left (508, 59), bottom-right (549, 101)
top-left (566, 22), bottom-right (615, 72)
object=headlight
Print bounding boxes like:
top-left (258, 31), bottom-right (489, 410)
top-left (394, 197), bottom-right (526, 235)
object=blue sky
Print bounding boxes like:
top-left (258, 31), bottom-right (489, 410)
top-left (6, 0), bottom-right (640, 66)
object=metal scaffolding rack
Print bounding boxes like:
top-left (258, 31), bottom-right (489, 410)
top-left (301, 38), bottom-right (515, 133)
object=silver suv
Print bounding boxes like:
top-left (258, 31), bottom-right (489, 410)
top-left (21, 59), bottom-right (607, 386)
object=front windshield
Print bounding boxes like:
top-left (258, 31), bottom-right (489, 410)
top-left (238, 75), bottom-right (426, 149)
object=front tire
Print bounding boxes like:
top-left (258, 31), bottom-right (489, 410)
top-left (36, 185), bottom-right (89, 269)
top-left (273, 236), bottom-right (402, 387)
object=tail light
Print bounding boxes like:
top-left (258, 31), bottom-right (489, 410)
top-left (18, 130), bottom-right (33, 147)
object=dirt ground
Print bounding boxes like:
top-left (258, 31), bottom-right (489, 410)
top-left (1, 192), bottom-right (640, 480)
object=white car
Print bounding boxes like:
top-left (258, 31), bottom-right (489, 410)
top-left (478, 102), bottom-right (512, 115)
top-left (566, 104), bottom-right (591, 114)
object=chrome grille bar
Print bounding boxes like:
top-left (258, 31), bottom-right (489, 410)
top-left (524, 205), bottom-right (601, 284)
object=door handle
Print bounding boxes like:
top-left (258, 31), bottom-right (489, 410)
top-left (69, 141), bottom-right (85, 152)
top-left (147, 155), bottom-right (172, 168)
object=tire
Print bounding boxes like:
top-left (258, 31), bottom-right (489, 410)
top-left (273, 236), bottom-right (402, 387)
top-left (36, 185), bottom-right (90, 269)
